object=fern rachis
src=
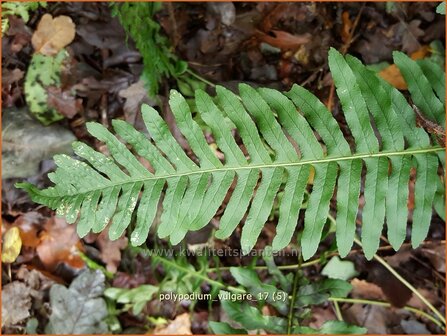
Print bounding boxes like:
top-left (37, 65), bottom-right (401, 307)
top-left (17, 49), bottom-right (445, 260)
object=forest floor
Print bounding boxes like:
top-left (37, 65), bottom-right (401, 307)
top-left (1, 2), bottom-right (446, 335)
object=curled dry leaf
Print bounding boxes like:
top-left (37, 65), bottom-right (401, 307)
top-left (32, 14), bottom-right (76, 56)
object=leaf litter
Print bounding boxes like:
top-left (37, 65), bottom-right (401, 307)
top-left (1, 2), bottom-right (445, 334)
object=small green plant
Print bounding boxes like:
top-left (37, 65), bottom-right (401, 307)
top-left (17, 49), bottom-right (445, 261)
top-left (436, 1), bottom-right (445, 15)
top-left (1, 1), bottom-right (46, 34)
top-left (209, 258), bottom-right (366, 335)
top-left (111, 2), bottom-right (188, 97)
top-left (104, 284), bottom-right (158, 315)
top-left (142, 247), bottom-right (366, 334)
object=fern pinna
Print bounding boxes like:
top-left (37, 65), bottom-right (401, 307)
top-left (17, 49), bottom-right (445, 260)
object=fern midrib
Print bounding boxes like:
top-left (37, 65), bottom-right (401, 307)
top-left (44, 146), bottom-right (444, 198)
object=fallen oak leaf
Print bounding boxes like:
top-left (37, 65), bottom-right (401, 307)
top-left (31, 14), bottom-right (75, 56)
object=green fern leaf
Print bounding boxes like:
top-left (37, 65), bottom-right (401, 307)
top-left (17, 49), bottom-right (445, 260)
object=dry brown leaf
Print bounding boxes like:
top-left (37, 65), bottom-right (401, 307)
top-left (256, 29), bottom-right (311, 51)
top-left (97, 228), bottom-right (128, 273)
top-left (12, 211), bottom-right (43, 248)
top-left (420, 242), bottom-right (446, 273)
top-left (350, 278), bottom-right (385, 301)
top-left (47, 86), bottom-right (83, 119)
top-left (378, 46), bottom-right (429, 90)
top-left (32, 14), bottom-right (76, 56)
top-left (36, 217), bottom-right (84, 271)
top-left (155, 313), bottom-right (192, 335)
top-left (378, 64), bottom-right (407, 90)
top-left (119, 80), bottom-right (153, 125)
top-left (1, 282), bottom-right (32, 327)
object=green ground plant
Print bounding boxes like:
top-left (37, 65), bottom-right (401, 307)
top-left (111, 2), bottom-right (189, 97)
top-left (1, 1), bottom-right (46, 34)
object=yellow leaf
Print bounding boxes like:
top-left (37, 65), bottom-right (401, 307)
top-left (31, 14), bottom-right (75, 56)
top-left (2, 227), bottom-right (22, 263)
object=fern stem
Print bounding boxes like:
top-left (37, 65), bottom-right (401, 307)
top-left (207, 258), bottom-right (320, 272)
top-left (333, 300), bottom-right (344, 321)
top-left (151, 255), bottom-right (245, 294)
top-left (185, 69), bottom-right (216, 88)
top-left (329, 297), bottom-right (445, 330)
top-left (39, 146), bottom-right (444, 198)
top-left (353, 237), bottom-right (446, 326)
top-left (287, 251), bottom-right (302, 334)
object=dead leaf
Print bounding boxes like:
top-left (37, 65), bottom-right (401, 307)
top-left (2, 227), bottom-right (22, 263)
top-left (407, 288), bottom-right (439, 311)
top-left (420, 243), bottom-right (446, 273)
top-left (97, 228), bottom-right (128, 273)
top-left (7, 16), bottom-right (33, 53)
top-left (1, 282), bottom-right (32, 327)
top-left (378, 64), bottom-right (407, 90)
top-left (350, 278), bottom-right (385, 301)
top-left (378, 46), bottom-right (429, 90)
top-left (36, 217), bottom-right (85, 271)
top-left (12, 211), bottom-right (44, 248)
top-left (47, 270), bottom-right (108, 334)
top-left (32, 14), bottom-right (76, 56)
top-left (344, 304), bottom-right (389, 334)
top-left (17, 266), bottom-right (57, 290)
top-left (256, 30), bottom-right (311, 51)
top-left (119, 80), bottom-right (154, 125)
top-left (155, 313), bottom-right (192, 334)
top-left (402, 20), bottom-right (424, 54)
top-left (47, 86), bottom-right (83, 119)
top-left (2, 68), bottom-right (24, 86)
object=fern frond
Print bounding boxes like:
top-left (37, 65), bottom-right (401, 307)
top-left (17, 49), bottom-right (445, 260)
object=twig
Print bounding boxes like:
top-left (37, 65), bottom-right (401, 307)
top-left (185, 68), bottom-right (216, 88)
